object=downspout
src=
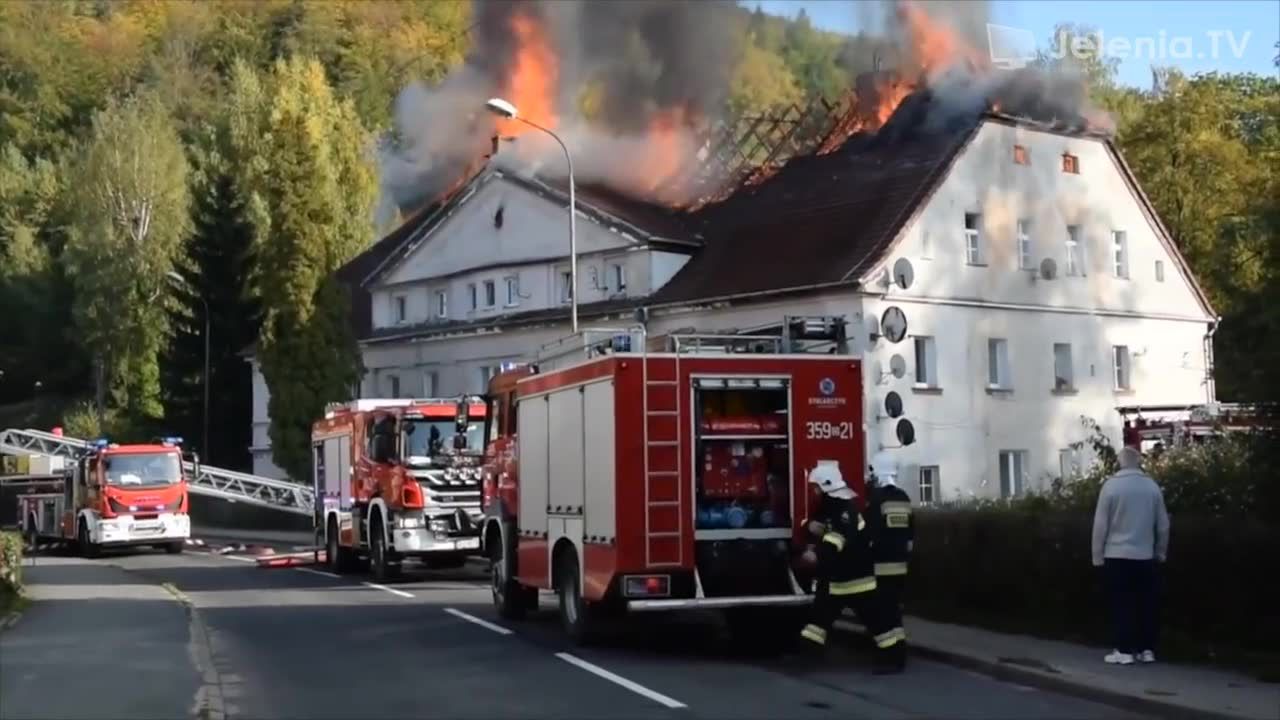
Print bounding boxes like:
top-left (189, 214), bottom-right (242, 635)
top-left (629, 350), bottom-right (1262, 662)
top-left (1204, 315), bottom-right (1222, 404)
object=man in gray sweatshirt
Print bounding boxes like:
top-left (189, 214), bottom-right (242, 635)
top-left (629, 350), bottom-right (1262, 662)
top-left (1091, 446), bottom-right (1170, 665)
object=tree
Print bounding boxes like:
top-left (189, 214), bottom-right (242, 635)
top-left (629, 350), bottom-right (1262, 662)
top-left (226, 56), bottom-right (376, 480)
top-left (61, 95), bottom-right (191, 424)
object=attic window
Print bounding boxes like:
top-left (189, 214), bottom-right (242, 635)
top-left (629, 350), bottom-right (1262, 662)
top-left (1013, 145), bottom-right (1029, 165)
top-left (1061, 153), bottom-right (1079, 174)
top-left (493, 204), bottom-right (504, 229)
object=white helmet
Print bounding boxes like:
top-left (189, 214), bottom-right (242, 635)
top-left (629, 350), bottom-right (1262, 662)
top-left (870, 451), bottom-right (899, 486)
top-left (808, 460), bottom-right (855, 500)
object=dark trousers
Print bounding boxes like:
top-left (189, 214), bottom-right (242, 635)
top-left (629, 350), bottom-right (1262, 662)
top-left (876, 574), bottom-right (906, 634)
top-left (1104, 559), bottom-right (1159, 654)
top-left (803, 580), bottom-right (901, 653)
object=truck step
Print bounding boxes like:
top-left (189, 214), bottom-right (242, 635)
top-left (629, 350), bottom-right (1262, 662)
top-left (647, 531), bottom-right (681, 538)
top-left (646, 410), bottom-right (678, 416)
top-left (647, 500), bottom-right (679, 507)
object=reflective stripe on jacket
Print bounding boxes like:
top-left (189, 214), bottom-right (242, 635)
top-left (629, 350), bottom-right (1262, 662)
top-left (867, 484), bottom-right (914, 576)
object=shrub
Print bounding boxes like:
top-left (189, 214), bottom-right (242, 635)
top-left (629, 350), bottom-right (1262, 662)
top-left (0, 530), bottom-right (22, 596)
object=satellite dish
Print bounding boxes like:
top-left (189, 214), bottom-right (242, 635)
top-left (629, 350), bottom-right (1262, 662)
top-left (880, 307), bottom-right (908, 344)
top-left (896, 418), bottom-right (916, 446)
top-left (884, 391), bottom-right (904, 418)
top-left (1040, 258), bottom-right (1058, 280)
top-left (892, 258), bottom-right (915, 290)
top-left (888, 354), bottom-right (907, 379)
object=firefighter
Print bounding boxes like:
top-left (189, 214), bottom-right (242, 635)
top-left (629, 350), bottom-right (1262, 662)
top-left (795, 461), bottom-right (906, 674)
top-left (866, 453), bottom-right (913, 669)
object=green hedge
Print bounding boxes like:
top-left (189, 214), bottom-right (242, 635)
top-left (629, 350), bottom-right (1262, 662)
top-left (907, 509), bottom-right (1280, 674)
top-left (0, 531), bottom-right (22, 614)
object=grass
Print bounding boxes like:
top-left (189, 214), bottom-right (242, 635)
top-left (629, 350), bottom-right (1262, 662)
top-left (0, 586), bottom-right (27, 625)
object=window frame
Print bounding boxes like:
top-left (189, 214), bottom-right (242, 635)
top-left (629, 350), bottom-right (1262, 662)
top-left (964, 212), bottom-right (983, 265)
top-left (1053, 342), bottom-right (1074, 392)
top-left (505, 276), bottom-right (519, 306)
top-left (435, 290), bottom-right (447, 319)
top-left (913, 335), bottom-right (938, 388)
top-left (987, 338), bottom-right (1011, 389)
top-left (484, 279), bottom-right (496, 308)
top-left (918, 465), bottom-right (940, 505)
top-left (999, 450), bottom-right (1028, 498)
top-left (1016, 218), bottom-right (1033, 270)
top-left (1065, 224), bottom-right (1084, 276)
top-left (611, 263), bottom-right (627, 292)
top-left (1112, 230), bottom-right (1129, 279)
top-left (1013, 144), bottom-right (1029, 165)
top-left (468, 283), bottom-right (478, 311)
top-left (1113, 345), bottom-right (1132, 391)
top-left (559, 270), bottom-right (573, 303)
top-left (393, 295), bottom-right (407, 324)
top-left (1062, 153), bottom-right (1079, 174)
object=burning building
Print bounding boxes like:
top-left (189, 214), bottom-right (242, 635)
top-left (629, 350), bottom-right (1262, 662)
top-left (247, 1), bottom-right (1217, 502)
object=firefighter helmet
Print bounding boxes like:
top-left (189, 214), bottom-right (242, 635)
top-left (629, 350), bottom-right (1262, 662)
top-left (808, 460), bottom-right (855, 499)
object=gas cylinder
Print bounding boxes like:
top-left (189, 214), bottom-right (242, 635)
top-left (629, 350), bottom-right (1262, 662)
top-left (725, 505), bottom-right (749, 529)
top-left (696, 508), bottom-right (711, 528)
top-left (706, 505), bottom-right (727, 528)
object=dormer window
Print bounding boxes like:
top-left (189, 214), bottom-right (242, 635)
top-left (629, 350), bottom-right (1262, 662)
top-left (1061, 153), bottom-right (1079, 174)
top-left (560, 271), bottom-right (573, 303)
top-left (1013, 144), bottom-right (1029, 165)
top-left (468, 283), bottom-right (477, 311)
top-left (505, 276), bottom-right (519, 306)
top-left (611, 263), bottom-right (627, 292)
top-left (393, 295), bottom-right (407, 324)
top-left (484, 280), bottom-right (496, 307)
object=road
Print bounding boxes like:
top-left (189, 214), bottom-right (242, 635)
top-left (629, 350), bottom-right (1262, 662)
top-left (1, 549), bottom-right (1153, 720)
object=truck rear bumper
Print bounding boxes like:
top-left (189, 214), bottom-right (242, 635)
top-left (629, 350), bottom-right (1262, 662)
top-left (627, 594), bottom-right (812, 612)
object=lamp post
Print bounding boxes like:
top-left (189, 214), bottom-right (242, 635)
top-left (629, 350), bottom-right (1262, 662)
top-left (484, 97), bottom-right (578, 334)
top-left (167, 271), bottom-right (210, 458)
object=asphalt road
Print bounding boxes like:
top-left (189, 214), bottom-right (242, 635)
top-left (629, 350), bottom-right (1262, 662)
top-left (1, 548), bottom-right (1154, 720)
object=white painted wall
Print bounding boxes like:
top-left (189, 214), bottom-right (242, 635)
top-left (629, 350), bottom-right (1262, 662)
top-left (247, 357), bottom-right (288, 480)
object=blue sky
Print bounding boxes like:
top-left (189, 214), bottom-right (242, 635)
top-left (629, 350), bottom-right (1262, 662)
top-left (751, 1), bottom-right (1279, 88)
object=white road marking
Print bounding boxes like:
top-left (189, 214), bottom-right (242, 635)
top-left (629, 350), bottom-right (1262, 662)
top-left (294, 567), bottom-right (341, 579)
top-left (443, 607), bottom-right (514, 636)
top-left (362, 581), bottom-right (414, 598)
top-left (555, 652), bottom-right (687, 709)
top-left (217, 555), bottom-right (255, 563)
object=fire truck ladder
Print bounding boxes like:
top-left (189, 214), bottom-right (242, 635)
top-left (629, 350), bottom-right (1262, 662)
top-left (0, 428), bottom-right (313, 516)
top-left (642, 335), bottom-right (684, 569)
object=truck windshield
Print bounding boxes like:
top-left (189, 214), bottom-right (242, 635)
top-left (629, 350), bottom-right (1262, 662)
top-left (402, 418), bottom-right (485, 464)
top-left (103, 453), bottom-right (181, 487)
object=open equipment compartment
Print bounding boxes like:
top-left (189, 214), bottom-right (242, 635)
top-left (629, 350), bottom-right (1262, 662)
top-left (692, 376), bottom-right (792, 539)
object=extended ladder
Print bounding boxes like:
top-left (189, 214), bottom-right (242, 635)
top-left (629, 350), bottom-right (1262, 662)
top-left (0, 428), bottom-right (313, 516)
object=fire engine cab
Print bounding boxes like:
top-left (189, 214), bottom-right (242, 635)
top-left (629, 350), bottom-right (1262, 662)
top-left (313, 397), bottom-right (487, 580)
top-left (20, 437), bottom-right (193, 556)
top-left (480, 317), bottom-right (865, 646)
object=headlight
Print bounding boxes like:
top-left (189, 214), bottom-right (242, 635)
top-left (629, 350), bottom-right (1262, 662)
top-left (429, 519), bottom-right (452, 534)
top-left (396, 516), bottom-right (425, 529)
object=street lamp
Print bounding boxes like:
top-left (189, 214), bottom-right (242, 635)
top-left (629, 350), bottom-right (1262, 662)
top-left (167, 271), bottom-right (210, 459)
top-left (484, 97), bottom-right (578, 334)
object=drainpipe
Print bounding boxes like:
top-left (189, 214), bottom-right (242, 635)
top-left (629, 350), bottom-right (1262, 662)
top-left (1204, 315), bottom-right (1222, 404)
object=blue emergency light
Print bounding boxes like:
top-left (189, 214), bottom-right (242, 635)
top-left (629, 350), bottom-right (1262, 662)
top-left (91, 438), bottom-right (110, 449)
top-left (160, 436), bottom-right (184, 446)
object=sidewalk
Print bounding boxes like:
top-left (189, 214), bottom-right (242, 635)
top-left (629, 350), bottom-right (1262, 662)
top-left (834, 614), bottom-right (1279, 720)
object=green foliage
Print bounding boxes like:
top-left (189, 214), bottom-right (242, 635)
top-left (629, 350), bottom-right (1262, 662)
top-left (0, 531), bottom-right (21, 596)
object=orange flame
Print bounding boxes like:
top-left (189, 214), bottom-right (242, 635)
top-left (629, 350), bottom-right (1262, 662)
top-left (636, 107), bottom-right (691, 199)
top-left (499, 11), bottom-right (559, 148)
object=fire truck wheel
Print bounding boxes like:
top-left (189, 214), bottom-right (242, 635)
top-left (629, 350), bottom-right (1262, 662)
top-left (327, 518), bottom-right (357, 574)
top-left (369, 516), bottom-right (400, 582)
top-left (556, 549), bottom-right (602, 646)
top-left (77, 519), bottom-right (100, 558)
top-left (165, 541), bottom-right (184, 554)
top-left (490, 531), bottom-right (534, 620)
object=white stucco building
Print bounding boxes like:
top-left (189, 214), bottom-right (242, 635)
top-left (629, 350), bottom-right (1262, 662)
top-left (247, 111), bottom-right (1217, 503)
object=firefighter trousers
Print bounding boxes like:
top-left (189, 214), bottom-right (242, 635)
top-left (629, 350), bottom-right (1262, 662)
top-left (876, 573), bottom-right (907, 638)
top-left (799, 579), bottom-right (906, 654)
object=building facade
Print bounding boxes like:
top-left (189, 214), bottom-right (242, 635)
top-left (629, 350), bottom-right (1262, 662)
top-left (248, 115), bottom-right (1217, 504)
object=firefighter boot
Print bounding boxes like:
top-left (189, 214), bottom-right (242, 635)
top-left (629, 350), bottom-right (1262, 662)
top-left (781, 625), bottom-right (828, 671)
top-left (873, 642), bottom-right (907, 674)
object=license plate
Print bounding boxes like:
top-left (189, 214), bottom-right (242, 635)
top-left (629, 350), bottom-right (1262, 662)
top-left (455, 537), bottom-right (480, 550)
top-left (131, 522), bottom-right (161, 533)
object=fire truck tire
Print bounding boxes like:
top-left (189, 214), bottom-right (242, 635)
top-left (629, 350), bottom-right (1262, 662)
top-left (490, 530), bottom-right (535, 619)
top-left (556, 549), bottom-right (602, 646)
top-left (327, 518), bottom-right (358, 574)
top-left (77, 519), bottom-right (100, 558)
top-left (369, 515), bottom-right (400, 582)
top-left (164, 541), bottom-right (184, 554)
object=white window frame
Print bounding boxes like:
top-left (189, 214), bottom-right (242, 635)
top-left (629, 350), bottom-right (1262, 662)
top-left (998, 450), bottom-right (1028, 498)
top-left (387, 374), bottom-right (401, 399)
top-left (393, 295), bottom-right (407, 324)
top-left (468, 283), bottom-right (477, 311)
top-left (505, 276), bottom-right (519, 307)
top-left (1053, 342), bottom-right (1074, 391)
top-left (1016, 219), bottom-right (1033, 270)
top-left (424, 370), bottom-right (438, 398)
top-left (918, 466), bottom-right (940, 505)
top-left (1112, 230), bottom-right (1128, 278)
top-left (1059, 448), bottom-right (1080, 479)
top-left (964, 212), bottom-right (983, 265)
top-left (435, 290), bottom-right (447, 319)
top-left (1155, 260), bottom-right (1165, 283)
top-left (987, 338), bottom-right (1011, 389)
top-left (914, 336), bottom-right (938, 388)
top-left (559, 271), bottom-right (573, 303)
top-left (1112, 345), bottom-right (1131, 391)
top-left (611, 263), bottom-right (627, 292)
top-left (483, 279), bottom-right (496, 308)
top-left (1065, 225), bottom-right (1084, 276)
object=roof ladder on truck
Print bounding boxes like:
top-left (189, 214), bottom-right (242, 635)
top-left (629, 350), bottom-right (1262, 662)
top-left (642, 333), bottom-right (683, 569)
top-left (0, 427), bottom-right (313, 516)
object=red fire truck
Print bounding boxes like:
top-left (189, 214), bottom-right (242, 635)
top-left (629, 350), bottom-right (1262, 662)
top-left (480, 318), bottom-right (864, 645)
top-left (313, 397), bottom-right (487, 580)
top-left (19, 437), bottom-right (193, 556)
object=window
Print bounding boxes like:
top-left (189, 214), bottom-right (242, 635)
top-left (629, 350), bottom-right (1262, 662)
top-left (468, 283), bottom-right (477, 311)
top-left (393, 295), bottom-right (407, 324)
top-left (611, 263), bottom-right (627, 292)
top-left (918, 466), bottom-right (939, 504)
top-left (560, 271), bottom-right (573, 303)
top-left (476, 366), bottom-right (495, 393)
top-left (999, 450), bottom-right (1028, 498)
top-left (1059, 448), bottom-right (1080, 479)
top-left (1062, 153), bottom-right (1079, 174)
top-left (387, 374), bottom-right (401, 399)
top-left (914, 336), bottom-right (938, 387)
top-left (424, 371), bottom-right (438, 397)
top-left (987, 338), bottom-right (1010, 388)
top-left (1016, 219), bottom-right (1033, 270)
top-left (1113, 345), bottom-right (1131, 391)
top-left (1053, 343), bottom-right (1074, 391)
top-left (505, 276), bottom-right (519, 306)
top-left (1065, 225), bottom-right (1083, 276)
top-left (484, 280), bottom-right (496, 307)
top-left (1013, 144), bottom-right (1029, 165)
top-left (1155, 260), bottom-right (1165, 283)
top-left (1112, 230), bottom-right (1128, 278)
top-left (435, 290), bottom-right (447, 318)
top-left (964, 213), bottom-right (983, 264)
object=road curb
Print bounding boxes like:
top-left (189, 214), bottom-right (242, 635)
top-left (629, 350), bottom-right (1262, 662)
top-left (830, 620), bottom-right (1259, 720)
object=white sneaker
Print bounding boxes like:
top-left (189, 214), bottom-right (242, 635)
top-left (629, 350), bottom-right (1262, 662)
top-left (1138, 650), bottom-right (1156, 663)
top-left (1105, 650), bottom-right (1135, 665)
